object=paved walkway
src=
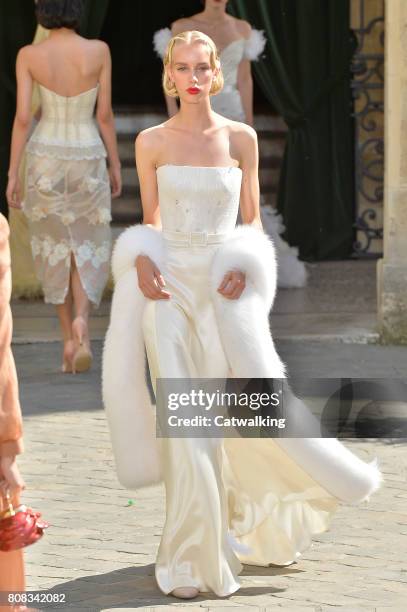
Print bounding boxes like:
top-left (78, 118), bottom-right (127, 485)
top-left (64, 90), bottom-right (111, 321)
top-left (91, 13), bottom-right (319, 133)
top-left (11, 260), bottom-right (380, 344)
top-left (12, 339), bottom-right (407, 611)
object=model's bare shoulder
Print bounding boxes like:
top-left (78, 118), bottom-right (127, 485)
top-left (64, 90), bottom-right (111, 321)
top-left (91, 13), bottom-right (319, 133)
top-left (15, 44), bottom-right (36, 74)
top-left (136, 125), bottom-right (166, 153)
top-left (234, 18), bottom-right (252, 39)
top-left (16, 44), bottom-right (35, 62)
top-left (229, 121), bottom-right (258, 160)
top-left (82, 38), bottom-right (110, 58)
top-left (230, 121), bottom-right (257, 140)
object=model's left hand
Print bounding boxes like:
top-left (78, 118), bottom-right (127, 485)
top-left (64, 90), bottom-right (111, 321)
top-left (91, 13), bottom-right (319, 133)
top-left (6, 175), bottom-right (23, 209)
top-left (217, 270), bottom-right (246, 300)
top-left (109, 165), bottom-right (122, 199)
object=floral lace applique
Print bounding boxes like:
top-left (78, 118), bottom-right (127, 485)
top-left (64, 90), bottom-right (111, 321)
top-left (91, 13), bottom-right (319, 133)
top-left (31, 235), bottom-right (71, 267)
top-left (75, 239), bottom-right (111, 269)
top-left (87, 208), bottom-right (112, 225)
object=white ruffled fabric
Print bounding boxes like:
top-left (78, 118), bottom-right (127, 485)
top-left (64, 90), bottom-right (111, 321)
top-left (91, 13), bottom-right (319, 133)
top-left (25, 139), bottom-right (106, 161)
top-left (153, 27), bottom-right (172, 59)
top-left (260, 204), bottom-right (307, 288)
top-left (152, 27), bottom-right (267, 62)
top-left (243, 28), bottom-right (267, 61)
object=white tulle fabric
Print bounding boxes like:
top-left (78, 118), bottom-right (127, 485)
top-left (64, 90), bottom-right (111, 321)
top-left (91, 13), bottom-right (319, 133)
top-left (23, 84), bottom-right (111, 306)
top-left (153, 27), bottom-right (172, 59)
top-left (141, 166), bottom-right (340, 597)
top-left (260, 205), bottom-right (307, 288)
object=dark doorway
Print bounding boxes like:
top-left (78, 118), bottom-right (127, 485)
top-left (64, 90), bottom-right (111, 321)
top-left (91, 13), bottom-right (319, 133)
top-left (100, 0), bottom-right (270, 111)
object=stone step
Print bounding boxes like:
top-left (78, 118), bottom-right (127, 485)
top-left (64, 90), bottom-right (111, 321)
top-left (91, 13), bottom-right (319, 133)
top-left (111, 188), bottom-right (278, 226)
top-left (116, 130), bottom-right (287, 163)
top-left (112, 111), bottom-right (286, 224)
top-left (114, 111), bottom-right (287, 134)
top-left (112, 196), bottom-right (142, 225)
top-left (119, 151), bottom-right (283, 169)
top-left (120, 161), bottom-right (281, 189)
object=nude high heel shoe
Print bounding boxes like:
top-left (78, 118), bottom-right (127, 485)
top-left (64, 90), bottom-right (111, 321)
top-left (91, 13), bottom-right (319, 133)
top-left (72, 316), bottom-right (93, 374)
top-left (170, 587), bottom-right (199, 599)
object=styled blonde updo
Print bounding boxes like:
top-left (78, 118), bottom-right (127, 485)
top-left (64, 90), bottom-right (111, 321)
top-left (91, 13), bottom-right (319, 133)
top-left (162, 30), bottom-right (224, 98)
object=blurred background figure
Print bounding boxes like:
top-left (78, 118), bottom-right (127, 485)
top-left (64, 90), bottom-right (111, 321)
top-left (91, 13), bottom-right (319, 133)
top-left (0, 213), bottom-right (26, 611)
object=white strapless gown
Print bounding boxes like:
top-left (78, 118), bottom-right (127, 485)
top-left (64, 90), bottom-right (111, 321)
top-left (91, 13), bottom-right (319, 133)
top-left (153, 28), bottom-right (307, 289)
top-left (140, 166), bottom-right (375, 597)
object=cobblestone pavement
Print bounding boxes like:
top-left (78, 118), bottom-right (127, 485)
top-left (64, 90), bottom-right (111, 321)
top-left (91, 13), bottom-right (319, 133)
top-left (12, 341), bottom-right (407, 611)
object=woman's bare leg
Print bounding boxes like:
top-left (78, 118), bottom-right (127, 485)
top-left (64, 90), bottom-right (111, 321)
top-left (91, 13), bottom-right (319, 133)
top-left (56, 286), bottom-right (74, 372)
top-left (70, 254), bottom-right (92, 372)
top-left (70, 254), bottom-right (90, 323)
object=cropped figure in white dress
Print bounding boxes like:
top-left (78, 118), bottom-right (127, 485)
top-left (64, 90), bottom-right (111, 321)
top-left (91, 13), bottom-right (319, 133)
top-left (6, 0), bottom-right (121, 373)
top-left (103, 31), bottom-right (382, 601)
top-left (153, 0), bottom-right (307, 288)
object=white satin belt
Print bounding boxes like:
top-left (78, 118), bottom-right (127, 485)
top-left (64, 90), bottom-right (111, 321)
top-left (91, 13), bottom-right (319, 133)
top-left (162, 229), bottom-right (230, 246)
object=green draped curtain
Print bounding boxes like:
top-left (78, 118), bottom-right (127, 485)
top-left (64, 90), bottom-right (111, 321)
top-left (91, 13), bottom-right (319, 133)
top-left (0, 0), bottom-right (109, 217)
top-left (0, 0), bottom-right (36, 217)
top-left (79, 0), bottom-right (109, 39)
top-left (230, 0), bottom-right (355, 260)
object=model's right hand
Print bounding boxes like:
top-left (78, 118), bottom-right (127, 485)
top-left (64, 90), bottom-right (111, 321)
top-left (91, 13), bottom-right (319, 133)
top-left (136, 255), bottom-right (171, 300)
top-left (0, 455), bottom-right (26, 500)
top-left (6, 176), bottom-right (22, 209)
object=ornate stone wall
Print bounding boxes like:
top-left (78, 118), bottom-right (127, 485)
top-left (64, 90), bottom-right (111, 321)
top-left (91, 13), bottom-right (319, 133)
top-left (377, 0), bottom-right (407, 343)
top-left (350, 0), bottom-right (384, 255)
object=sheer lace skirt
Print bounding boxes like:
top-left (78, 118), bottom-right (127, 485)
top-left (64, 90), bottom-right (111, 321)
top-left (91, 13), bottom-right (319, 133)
top-left (23, 153), bottom-right (112, 307)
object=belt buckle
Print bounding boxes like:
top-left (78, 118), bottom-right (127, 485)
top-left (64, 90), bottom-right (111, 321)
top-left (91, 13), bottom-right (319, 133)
top-left (190, 231), bottom-right (207, 246)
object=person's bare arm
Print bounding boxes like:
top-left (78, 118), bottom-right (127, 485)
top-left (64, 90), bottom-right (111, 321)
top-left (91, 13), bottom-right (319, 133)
top-left (0, 218), bottom-right (25, 499)
top-left (218, 124), bottom-right (262, 300)
top-left (236, 124), bottom-right (262, 229)
top-left (134, 129), bottom-right (170, 300)
top-left (237, 59), bottom-right (254, 126)
top-left (95, 42), bottom-right (122, 198)
top-left (135, 129), bottom-right (162, 228)
top-left (6, 46), bottom-right (33, 209)
top-left (237, 21), bottom-right (254, 126)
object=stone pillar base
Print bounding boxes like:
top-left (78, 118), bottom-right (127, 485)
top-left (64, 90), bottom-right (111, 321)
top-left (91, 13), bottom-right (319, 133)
top-left (377, 259), bottom-right (407, 344)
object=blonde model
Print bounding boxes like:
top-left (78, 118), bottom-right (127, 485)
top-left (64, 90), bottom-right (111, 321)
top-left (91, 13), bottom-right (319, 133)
top-left (103, 31), bottom-right (382, 600)
top-left (6, 0), bottom-right (121, 373)
top-left (154, 0), bottom-right (265, 125)
top-left (153, 0), bottom-right (307, 289)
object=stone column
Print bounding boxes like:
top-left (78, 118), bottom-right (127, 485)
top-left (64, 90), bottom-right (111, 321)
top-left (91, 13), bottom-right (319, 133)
top-left (377, 0), bottom-right (407, 343)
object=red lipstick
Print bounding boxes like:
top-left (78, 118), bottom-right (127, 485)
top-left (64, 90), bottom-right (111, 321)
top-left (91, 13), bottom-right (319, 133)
top-left (187, 87), bottom-right (200, 95)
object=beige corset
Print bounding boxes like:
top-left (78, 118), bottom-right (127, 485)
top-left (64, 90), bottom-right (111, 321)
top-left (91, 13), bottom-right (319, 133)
top-left (26, 83), bottom-right (106, 160)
